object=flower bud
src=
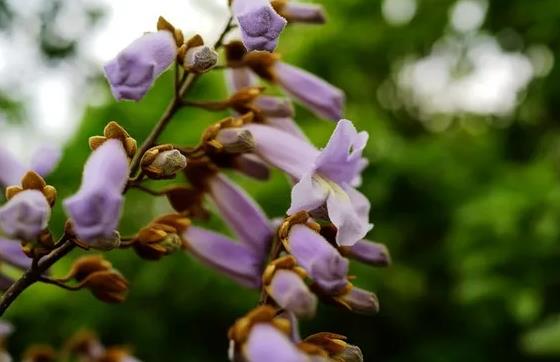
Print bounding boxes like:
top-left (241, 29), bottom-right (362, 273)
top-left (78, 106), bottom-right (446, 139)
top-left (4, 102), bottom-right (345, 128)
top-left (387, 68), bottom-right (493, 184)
top-left (6, 171), bottom-right (57, 207)
top-left (81, 269), bottom-right (129, 303)
top-left (65, 255), bottom-right (113, 282)
top-left (89, 121), bottom-right (137, 159)
top-left (300, 333), bottom-right (363, 362)
top-left (140, 145), bottom-right (187, 179)
top-left (133, 214), bottom-right (190, 260)
top-left (214, 128), bottom-right (256, 154)
top-left (183, 45), bottom-right (218, 73)
top-left (0, 190), bottom-right (50, 241)
top-left (22, 345), bottom-right (57, 362)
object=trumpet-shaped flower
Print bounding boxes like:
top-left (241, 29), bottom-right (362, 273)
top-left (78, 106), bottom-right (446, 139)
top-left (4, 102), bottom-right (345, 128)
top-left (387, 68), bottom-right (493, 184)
top-left (244, 120), bottom-right (372, 246)
top-left (64, 140), bottom-right (128, 248)
top-left (104, 31), bottom-right (176, 101)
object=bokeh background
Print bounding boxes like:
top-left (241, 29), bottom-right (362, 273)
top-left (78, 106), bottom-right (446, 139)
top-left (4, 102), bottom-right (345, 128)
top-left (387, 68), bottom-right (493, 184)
top-left (2, 0), bottom-right (560, 360)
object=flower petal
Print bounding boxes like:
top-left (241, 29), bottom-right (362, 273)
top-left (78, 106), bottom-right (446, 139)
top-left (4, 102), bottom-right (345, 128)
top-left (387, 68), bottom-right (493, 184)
top-left (287, 174), bottom-right (328, 215)
top-left (245, 324), bottom-right (308, 362)
top-left (268, 269), bottom-right (317, 318)
top-left (0, 238), bottom-right (31, 269)
top-left (275, 62), bottom-right (344, 120)
top-left (243, 124), bottom-right (319, 179)
top-left (184, 226), bottom-right (262, 288)
top-left (0, 190), bottom-right (50, 241)
top-left (326, 184), bottom-right (372, 246)
top-left (233, 0), bottom-right (287, 52)
top-left (0, 146), bottom-right (27, 187)
top-left (208, 174), bottom-right (273, 257)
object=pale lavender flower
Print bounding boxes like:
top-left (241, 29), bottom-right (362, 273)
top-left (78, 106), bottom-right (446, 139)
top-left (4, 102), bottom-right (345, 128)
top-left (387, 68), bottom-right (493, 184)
top-left (265, 117), bottom-right (308, 140)
top-left (274, 62), bottom-right (344, 120)
top-left (0, 146), bottom-right (27, 187)
top-left (183, 226), bottom-right (262, 288)
top-left (104, 31), bottom-right (176, 101)
top-left (286, 224), bottom-right (348, 294)
top-left (225, 67), bottom-right (257, 94)
top-left (0, 238), bottom-right (31, 269)
top-left (63, 140), bottom-right (128, 247)
top-left (244, 120), bottom-right (372, 246)
top-left (275, 2), bottom-right (327, 24)
top-left (268, 269), bottom-right (317, 318)
top-left (207, 174), bottom-right (273, 258)
top-left (232, 0), bottom-right (287, 52)
top-left (342, 239), bottom-right (390, 267)
top-left (244, 324), bottom-right (308, 362)
top-left (0, 190), bottom-right (50, 241)
top-left (30, 144), bottom-right (62, 177)
top-left (254, 96), bottom-right (295, 118)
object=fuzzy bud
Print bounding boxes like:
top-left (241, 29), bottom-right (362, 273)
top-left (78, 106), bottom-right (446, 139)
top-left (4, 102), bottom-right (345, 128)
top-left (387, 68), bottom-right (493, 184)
top-left (133, 214), bottom-right (190, 260)
top-left (140, 145), bottom-right (187, 179)
top-left (81, 269), bottom-right (129, 303)
top-left (183, 45), bottom-right (218, 73)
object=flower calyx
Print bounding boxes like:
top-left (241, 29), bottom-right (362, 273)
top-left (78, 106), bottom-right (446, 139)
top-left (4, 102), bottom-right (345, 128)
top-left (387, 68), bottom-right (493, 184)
top-left (6, 171), bottom-right (57, 207)
top-left (88, 121), bottom-right (137, 159)
top-left (131, 213), bottom-right (190, 260)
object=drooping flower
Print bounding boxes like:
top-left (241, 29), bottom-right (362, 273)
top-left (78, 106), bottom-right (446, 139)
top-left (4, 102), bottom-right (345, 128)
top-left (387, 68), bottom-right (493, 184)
top-left (274, 62), bottom-right (344, 121)
top-left (243, 120), bottom-right (372, 246)
top-left (0, 190), bottom-right (50, 241)
top-left (207, 173), bottom-right (273, 258)
top-left (63, 139), bottom-right (129, 249)
top-left (231, 0), bottom-right (287, 52)
top-left (183, 226), bottom-right (262, 288)
top-left (104, 31), bottom-right (177, 101)
top-left (340, 239), bottom-right (391, 267)
top-left (271, 0), bottom-right (327, 24)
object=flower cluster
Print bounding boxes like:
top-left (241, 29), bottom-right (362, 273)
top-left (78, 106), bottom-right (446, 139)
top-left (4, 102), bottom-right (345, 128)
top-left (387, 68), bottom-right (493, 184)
top-left (0, 1), bottom-right (389, 360)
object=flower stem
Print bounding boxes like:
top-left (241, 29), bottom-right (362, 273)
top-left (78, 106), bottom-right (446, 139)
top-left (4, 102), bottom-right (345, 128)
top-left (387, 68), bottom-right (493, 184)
top-left (0, 238), bottom-right (76, 316)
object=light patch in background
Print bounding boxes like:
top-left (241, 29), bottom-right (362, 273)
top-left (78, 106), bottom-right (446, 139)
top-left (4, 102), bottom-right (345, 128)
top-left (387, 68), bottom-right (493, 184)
top-left (0, 0), bottom-right (227, 160)
top-left (450, 0), bottom-right (487, 33)
top-left (396, 35), bottom-right (534, 121)
top-left (382, 0), bottom-right (417, 26)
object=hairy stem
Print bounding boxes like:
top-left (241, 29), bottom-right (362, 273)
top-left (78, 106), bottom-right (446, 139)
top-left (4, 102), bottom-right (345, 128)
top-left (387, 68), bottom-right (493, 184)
top-left (0, 239), bottom-right (76, 316)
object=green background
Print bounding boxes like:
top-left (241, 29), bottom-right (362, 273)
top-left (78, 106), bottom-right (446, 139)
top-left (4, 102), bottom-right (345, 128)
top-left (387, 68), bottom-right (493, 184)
top-left (2, 0), bottom-right (560, 360)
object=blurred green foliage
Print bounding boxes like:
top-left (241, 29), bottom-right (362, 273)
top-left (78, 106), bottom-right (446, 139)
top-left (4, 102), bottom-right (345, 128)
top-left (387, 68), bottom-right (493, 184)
top-left (3, 0), bottom-right (560, 361)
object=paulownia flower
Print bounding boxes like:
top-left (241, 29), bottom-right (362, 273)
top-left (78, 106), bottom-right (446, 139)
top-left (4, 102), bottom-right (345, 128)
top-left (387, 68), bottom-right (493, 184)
top-left (271, 1), bottom-right (327, 24)
top-left (0, 145), bottom-right (61, 188)
top-left (64, 139), bottom-right (128, 249)
top-left (0, 190), bottom-right (50, 241)
top-left (231, 0), bottom-right (287, 52)
top-left (244, 120), bottom-right (372, 246)
top-left (104, 31), bottom-right (176, 101)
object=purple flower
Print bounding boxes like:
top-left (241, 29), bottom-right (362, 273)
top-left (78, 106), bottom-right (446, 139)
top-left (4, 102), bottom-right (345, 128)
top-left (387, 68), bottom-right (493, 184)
top-left (0, 145), bottom-right (62, 188)
top-left (232, 154), bottom-right (271, 180)
top-left (267, 269), bottom-right (317, 318)
top-left (274, 62), bottom-right (344, 120)
top-left (0, 190), bottom-right (50, 241)
top-left (277, 2), bottom-right (326, 24)
top-left (286, 224), bottom-right (349, 294)
top-left (341, 239), bottom-right (391, 267)
top-left (0, 145), bottom-right (27, 188)
top-left (225, 67), bottom-right (257, 94)
top-left (183, 226), bottom-right (262, 288)
top-left (0, 238), bottom-right (31, 269)
top-left (244, 324), bottom-right (308, 362)
top-left (207, 174), bottom-right (273, 258)
top-left (244, 120), bottom-right (372, 246)
top-left (30, 144), bottom-right (62, 177)
top-left (63, 140), bottom-right (128, 248)
top-left (254, 96), bottom-right (295, 118)
top-left (104, 31), bottom-right (176, 101)
top-left (232, 0), bottom-right (287, 52)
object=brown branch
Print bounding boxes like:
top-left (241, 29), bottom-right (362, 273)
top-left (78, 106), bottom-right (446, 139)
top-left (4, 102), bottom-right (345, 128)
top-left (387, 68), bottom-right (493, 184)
top-left (0, 238), bottom-right (76, 316)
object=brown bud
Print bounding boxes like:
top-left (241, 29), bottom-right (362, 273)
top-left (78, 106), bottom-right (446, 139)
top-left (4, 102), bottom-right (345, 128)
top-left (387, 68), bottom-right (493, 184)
top-left (228, 305), bottom-right (282, 344)
top-left (300, 333), bottom-right (363, 362)
top-left (165, 186), bottom-right (208, 217)
top-left (21, 230), bottom-right (55, 258)
top-left (81, 270), bottom-right (129, 303)
top-left (99, 347), bottom-right (137, 362)
top-left (225, 41), bottom-right (248, 65)
top-left (183, 45), bottom-right (218, 73)
top-left (22, 345), bottom-right (57, 362)
top-left (133, 214), bottom-right (190, 260)
top-left (213, 128), bottom-right (255, 154)
top-left (65, 255), bottom-right (113, 282)
top-left (140, 145), bottom-right (187, 179)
